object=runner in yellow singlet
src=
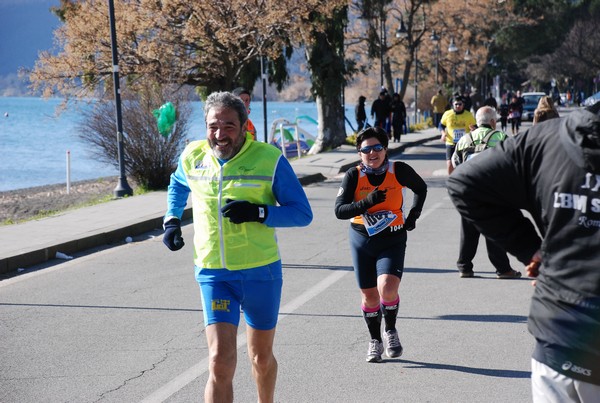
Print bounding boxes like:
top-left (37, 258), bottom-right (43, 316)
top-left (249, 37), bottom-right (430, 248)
top-left (440, 96), bottom-right (476, 175)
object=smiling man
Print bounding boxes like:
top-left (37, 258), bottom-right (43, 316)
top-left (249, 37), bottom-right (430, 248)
top-left (162, 91), bottom-right (313, 403)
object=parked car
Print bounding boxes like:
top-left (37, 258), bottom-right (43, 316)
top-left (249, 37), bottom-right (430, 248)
top-left (582, 91), bottom-right (600, 107)
top-left (521, 92), bottom-right (547, 121)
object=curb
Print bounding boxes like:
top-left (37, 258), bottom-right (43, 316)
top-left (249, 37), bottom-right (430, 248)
top-left (0, 209), bottom-right (193, 275)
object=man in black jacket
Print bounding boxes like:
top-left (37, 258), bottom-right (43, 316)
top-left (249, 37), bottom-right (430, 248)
top-left (371, 90), bottom-right (391, 130)
top-left (447, 103), bottom-right (600, 402)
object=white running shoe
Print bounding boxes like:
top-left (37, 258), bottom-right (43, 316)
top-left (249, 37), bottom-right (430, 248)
top-left (366, 339), bottom-right (384, 363)
top-left (383, 329), bottom-right (403, 358)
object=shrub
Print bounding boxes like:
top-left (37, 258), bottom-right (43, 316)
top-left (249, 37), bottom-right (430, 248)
top-left (79, 83), bottom-right (192, 190)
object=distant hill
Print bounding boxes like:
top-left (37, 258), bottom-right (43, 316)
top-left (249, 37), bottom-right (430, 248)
top-left (0, 0), bottom-right (61, 76)
top-left (0, 0), bottom-right (61, 95)
top-left (0, 0), bottom-right (312, 100)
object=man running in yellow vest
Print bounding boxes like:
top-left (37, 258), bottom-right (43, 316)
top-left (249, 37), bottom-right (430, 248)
top-left (163, 91), bottom-right (313, 403)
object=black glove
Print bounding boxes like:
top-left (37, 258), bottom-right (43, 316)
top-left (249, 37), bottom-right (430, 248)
top-left (403, 210), bottom-right (421, 231)
top-left (361, 187), bottom-right (387, 209)
top-left (221, 199), bottom-right (267, 224)
top-left (163, 218), bottom-right (185, 251)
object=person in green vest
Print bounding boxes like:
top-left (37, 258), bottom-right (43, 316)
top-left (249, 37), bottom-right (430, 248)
top-left (163, 91), bottom-right (313, 402)
top-left (451, 105), bottom-right (521, 279)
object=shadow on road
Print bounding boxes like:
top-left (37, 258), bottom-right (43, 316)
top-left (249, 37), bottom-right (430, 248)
top-left (393, 359), bottom-right (531, 378)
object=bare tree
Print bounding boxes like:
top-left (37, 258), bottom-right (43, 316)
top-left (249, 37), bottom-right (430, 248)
top-left (30, 0), bottom-right (347, 152)
top-left (79, 82), bottom-right (192, 190)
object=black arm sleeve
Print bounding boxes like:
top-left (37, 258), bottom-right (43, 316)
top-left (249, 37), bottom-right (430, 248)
top-left (394, 162), bottom-right (427, 215)
top-left (334, 169), bottom-right (370, 219)
top-left (447, 135), bottom-right (542, 264)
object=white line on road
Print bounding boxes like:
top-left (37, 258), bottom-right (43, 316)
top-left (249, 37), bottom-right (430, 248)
top-left (420, 201), bottom-right (443, 220)
top-left (141, 269), bottom-right (348, 403)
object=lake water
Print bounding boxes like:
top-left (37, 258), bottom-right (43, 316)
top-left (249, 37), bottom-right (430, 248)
top-left (0, 97), bottom-right (354, 191)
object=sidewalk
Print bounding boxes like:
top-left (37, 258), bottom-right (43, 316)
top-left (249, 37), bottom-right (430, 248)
top-left (0, 128), bottom-right (439, 275)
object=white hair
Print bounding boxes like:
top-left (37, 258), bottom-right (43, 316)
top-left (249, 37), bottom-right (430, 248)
top-left (475, 106), bottom-right (497, 126)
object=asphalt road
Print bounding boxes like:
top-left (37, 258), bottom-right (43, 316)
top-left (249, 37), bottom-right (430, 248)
top-left (1, 137), bottom-right (537, 403)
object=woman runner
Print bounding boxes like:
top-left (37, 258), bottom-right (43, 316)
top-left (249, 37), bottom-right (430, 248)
top-left (334, 127), bottom-right (427, 362)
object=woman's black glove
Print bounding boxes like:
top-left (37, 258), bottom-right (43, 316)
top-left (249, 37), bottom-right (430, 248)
top-left (403, 210), bottom-right (421, 231)
top-left (360, 187), bottom-right (387, 210)
top-left (163, 218), bottom-right (184, 251)
top-left (221, 199), bottom-right (267, 224)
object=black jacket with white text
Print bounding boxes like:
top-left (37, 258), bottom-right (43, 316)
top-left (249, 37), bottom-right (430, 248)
top-left (447, 105), bottom-right (600, 384)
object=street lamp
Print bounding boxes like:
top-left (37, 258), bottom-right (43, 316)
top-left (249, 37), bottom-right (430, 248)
top-left (260, 55), bottom-right (268, 143)
top-left (430, 30), bottom-right (440, 85)
top-left (448, 38), bottom-right (458, 92)
top-left (396, 18), bottom-right (408, 39)
top-left (380, 15), bottom-right (386, 88)
top-left (413, 45), bottom-right (419, 125)
top-left (107, 0), bottom-right (133, 198)
top-left (463, 49), bottom-right (472, 92)
top-left (378, 14), bottom-right (407, 91)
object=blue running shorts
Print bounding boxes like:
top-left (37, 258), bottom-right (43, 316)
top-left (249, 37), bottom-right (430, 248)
top-left (195, 261), bottom-right (283, 330)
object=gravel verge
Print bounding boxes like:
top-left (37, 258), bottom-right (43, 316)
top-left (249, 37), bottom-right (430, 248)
top-left (0, 176), bottom-right (138, 224)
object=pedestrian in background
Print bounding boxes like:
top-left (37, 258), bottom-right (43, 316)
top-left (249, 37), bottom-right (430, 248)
top-left (462, 89), bottom-right (473, 112)
top-left (470, 89), bottom-right (484, 114)
top-left (499, 98), bottom-right (509, 132)
top-left (533, 95), bottom-right (559, 125)
top-left (451, 106), bottom-right (521, 279)
top-left (440, 96), bottom-right (476, 175)
top-left (391, 93), bottom-right (407, 142)
top-left (334, 127), bottom-right (427, 363)
top-left (448, 102), bottom-right (600, 402)
top-left (483, 92), bottom-right (497, 109)
top-left (355, 95), bottom-right (367, 132)
top-left (508, 95), bottom-right (522, 135)
top-left (371, 90), bottom-right (392, 131)
top-left (163, 91), bottom-right (313, 402)
top-left (430, 89), bottom-right (447, 129)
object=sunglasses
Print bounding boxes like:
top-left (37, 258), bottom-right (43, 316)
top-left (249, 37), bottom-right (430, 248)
top-left (360, 144), bottom-right (385, 154)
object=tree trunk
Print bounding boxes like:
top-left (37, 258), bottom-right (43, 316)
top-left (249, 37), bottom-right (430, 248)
top-left (305, 6), bottom-right (349, 154)
top-left (309, 94), bottom-right (346, 154)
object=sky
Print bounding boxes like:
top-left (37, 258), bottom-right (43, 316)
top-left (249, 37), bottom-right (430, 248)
top-left (0, 0), bottom-right (61, 75)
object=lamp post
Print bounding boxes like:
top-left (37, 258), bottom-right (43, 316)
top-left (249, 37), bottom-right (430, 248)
top-left (107, 0), bottom-right (133, 198)
top-left (448, 37), bottom-right (458, 92)
top-left (430, 30), bottom-right (440, 85)
top-left (463, 49), bottom-right (472, 92)
top-left (260, 55), bottom-right (268, 143)
top-left (380, 14), bottom-right (386, 88)
top-left (394, 15), bottom-right (408, 92)
top-left (413, 45), bottom-right (419, 125)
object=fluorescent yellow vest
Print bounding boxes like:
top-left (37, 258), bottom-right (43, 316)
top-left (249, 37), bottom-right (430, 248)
top-left (180, 136), bottom-right (281, 270)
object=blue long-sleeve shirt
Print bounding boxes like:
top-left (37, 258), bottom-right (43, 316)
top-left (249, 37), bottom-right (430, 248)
top-left (165, 151), bottom-right (313, 229)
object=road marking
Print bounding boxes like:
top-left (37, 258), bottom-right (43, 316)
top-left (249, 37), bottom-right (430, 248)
top-left (141, 270), bottom-right (348, 403)
top-left (421, 201), bottom-right (443, 220)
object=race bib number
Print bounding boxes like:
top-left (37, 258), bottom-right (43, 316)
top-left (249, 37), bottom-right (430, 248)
top-left (453, 129), bottom-right (465, 143)
top-left (361, 210), bottom-right (398, 236)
